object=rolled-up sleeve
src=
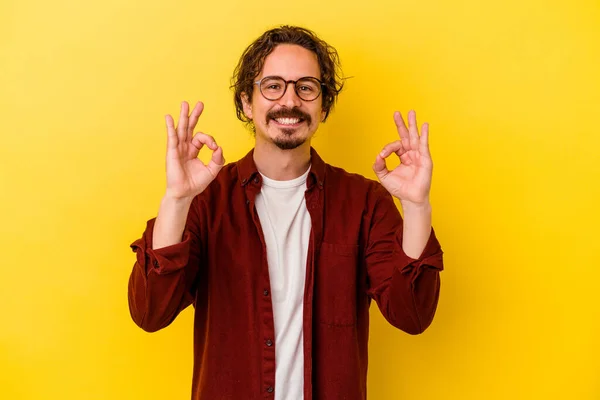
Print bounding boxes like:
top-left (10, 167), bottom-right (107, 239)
top-left (128, 198), bottom-right (203, 333)
top-left (365, 186), bottom-right (444, 335)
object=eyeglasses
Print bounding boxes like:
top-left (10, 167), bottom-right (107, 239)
top-left (254, 76), bottom-right (325, 102)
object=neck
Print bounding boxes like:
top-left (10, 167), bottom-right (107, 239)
top-left (253, 138), bottom-right (312, 181)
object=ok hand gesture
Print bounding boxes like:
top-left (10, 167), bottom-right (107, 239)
top-left (373, 110), bottom-right (433, 206)
top-left (164, 101), bottom-right (225, 200)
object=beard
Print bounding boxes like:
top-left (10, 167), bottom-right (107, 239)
top-left (265, 106), bottom-right (313, 150)
top-left (272, 130), bottom-right (306, 150)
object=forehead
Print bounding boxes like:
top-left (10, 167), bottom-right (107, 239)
top-left (259, 44), bottom-right (321, 80)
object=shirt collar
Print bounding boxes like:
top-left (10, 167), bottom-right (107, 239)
top-left (238, 146), bottom-right (326, 189)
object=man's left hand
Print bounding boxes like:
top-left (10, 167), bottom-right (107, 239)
top-left (373, 110), bottom-right (433, 207)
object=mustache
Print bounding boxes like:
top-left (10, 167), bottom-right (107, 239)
top-left (266, 107), bottom-right (312, 125)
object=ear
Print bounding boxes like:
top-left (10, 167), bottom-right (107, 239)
top-left (321, 109), bottom-right (326, 122)
top-left (241, 92), bottom-right (253, 120)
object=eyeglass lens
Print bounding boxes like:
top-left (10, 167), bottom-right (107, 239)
top-left (260, 77), bottom-right (321, 101)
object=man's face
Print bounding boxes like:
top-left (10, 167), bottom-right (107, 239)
top-left (242, 44), bottom-right (326, 150)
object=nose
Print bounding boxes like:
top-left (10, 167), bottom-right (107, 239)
top-left (279, 82), bottom-right (303, 109)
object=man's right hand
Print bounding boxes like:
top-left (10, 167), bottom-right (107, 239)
top-left (164, 101), bottom-right (225, 201)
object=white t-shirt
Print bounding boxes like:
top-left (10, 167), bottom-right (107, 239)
top-left (255, 166), bottom-right (311, 400)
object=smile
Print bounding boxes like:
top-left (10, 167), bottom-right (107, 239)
top-left (273, 117), bottom-right (304, 126)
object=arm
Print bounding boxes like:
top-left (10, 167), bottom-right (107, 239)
top-left (401, 200), bottom-right (432, 259)
top-left (365, 187), bottom-right (443, 335)
top-left (370, 110), bottom-right (443, 334)
top-left (128, 101), bottom-right (224, 332)
top-left (127, 195), bottom-right (204, 332)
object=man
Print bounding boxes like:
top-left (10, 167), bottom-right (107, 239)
top-left (128, 25), bottom-right (444, 400)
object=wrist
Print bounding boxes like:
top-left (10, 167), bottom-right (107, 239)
top-left (400, 198), bottom-right (431, 213)
top-left (161, 193), bottom-right (194, 208)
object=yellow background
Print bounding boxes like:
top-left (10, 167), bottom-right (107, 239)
top-left (1, 0), bottom-right (599, 398)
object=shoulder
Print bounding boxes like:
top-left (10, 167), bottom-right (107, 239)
top-left (324, 163), bottom-right (388, 200)
top-left (194, 161), bottom-right (243, 205)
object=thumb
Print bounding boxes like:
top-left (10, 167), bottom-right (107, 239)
top-left (372, 153), bottom-right (390, 180)
top-left (206, 146), bottom-right (225, 177)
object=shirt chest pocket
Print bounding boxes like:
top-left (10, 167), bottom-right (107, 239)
top-left (314, 242), bottom-right (360, 326)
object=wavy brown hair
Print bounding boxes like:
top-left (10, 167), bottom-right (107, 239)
top-left (231, 25), bottom-right (344, 127)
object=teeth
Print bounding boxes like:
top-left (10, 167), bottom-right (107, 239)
top-left (275, 118), bottom-right (300, 125)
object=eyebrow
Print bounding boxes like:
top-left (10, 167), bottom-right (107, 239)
top-left (259, 75), bottom-right (322, 81)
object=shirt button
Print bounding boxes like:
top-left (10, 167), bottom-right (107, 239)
top-left (267, 386), bottom-right (274, 393)
top-left (153, 260), bottom-right (159, 268)
top-left (254, 177), bottom-right (259, 184)
top-left (265, 339), bottom-right (273, 347)
top-left (263, 289), bottom-right (269, 296)
top-left (246, 199), bottom-right (250, 205)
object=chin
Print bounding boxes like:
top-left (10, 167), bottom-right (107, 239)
top-left (264, 123), bottom-right (312, 150)
top-left (272, 136), bottom-right (307, 150)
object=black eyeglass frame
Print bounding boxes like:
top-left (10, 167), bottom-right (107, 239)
top-left (254, 75), bottom-right (326, 102)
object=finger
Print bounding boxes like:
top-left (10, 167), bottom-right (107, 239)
top-left (394, 111), bottom-right (410, 144)
top-left (191, 132), bottom-right (218, 151)
top-left (408, 110), bottom-right (419, 150)
top-left (177, 101), bottom-right (189, 143)
top-left (372, 153), bottom-right (390, 179)
top-left (187, 102), bottom-right (204, 142)
top-left (420, 122), bottom-right (430, 156)
top-left (379, 140), bottom-right (408, 159)
top-left (400, 152), bottom-right (412, 165)
top-left (165, 114), bottom-right (178, 150)
top-left (207, 146), bottom-right (226, 176)
top-left (379, 140), bottom-right (404, 158)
